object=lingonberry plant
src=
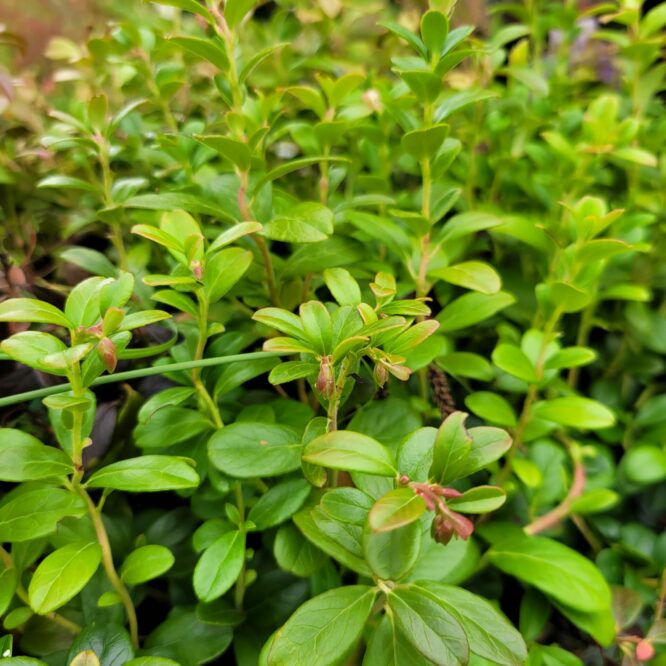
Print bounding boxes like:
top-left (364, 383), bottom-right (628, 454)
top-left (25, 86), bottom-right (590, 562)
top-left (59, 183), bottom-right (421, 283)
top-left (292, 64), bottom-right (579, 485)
top-left (0, 0), bottom-right (664, 664)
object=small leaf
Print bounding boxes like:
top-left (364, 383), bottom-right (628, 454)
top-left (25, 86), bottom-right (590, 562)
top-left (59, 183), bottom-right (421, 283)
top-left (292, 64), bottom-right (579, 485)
top-left (0, 298), bottom-right (70, 327)
top-left (447, 486), bottom-right (506, 514)
top-left (203, 248), bottom-right (253, 303)
top-left (465, 392), bottom-right (517, 427)
top-left (369, 488), bottom-right (426, 532)
top-left (432, 262), bottom-right (501, 294)
top-left (121, 545), bottom-right (175, 585)
top-left (532, 397), bottom-right (615, 429)
top-left (193, 530), bottom-right (245, 602)
top-left (195, 135), bottom-right (251, 171)
top-left (421, 10), bottom-right (449, 56)
top-left (492, 344), bottom-right (537, 383)
top-left (437, 292), bottom-right (515, 332)
top-left (430, 412), bottom-right (473, 485)
top-left (402, 124), bottom-right (449, 161)
top-left (247, 479), bottom-right (311, 530)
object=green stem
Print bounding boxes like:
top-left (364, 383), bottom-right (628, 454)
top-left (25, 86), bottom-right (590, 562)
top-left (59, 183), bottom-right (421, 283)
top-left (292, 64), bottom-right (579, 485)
top-left (78, 488), bottom-right (139, 648)
top-left (0, 352), bottom-right (283, 408)
top-left (193, 291), bottom-right (223, 428)
top-left (98, 141), bottom-right (128, 271)
top-left (233, 483), bottom-right (246, 609)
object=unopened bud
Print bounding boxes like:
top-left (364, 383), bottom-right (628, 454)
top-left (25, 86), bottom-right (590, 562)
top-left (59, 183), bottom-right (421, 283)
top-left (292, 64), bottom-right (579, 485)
top-left (363, 89), bottom-right (383, 113)
top-left (374, 362), bottom-right (389, 387)
top-left (315, 356), bottom-right (335, 399)
top-left (191, 260), bottom-right (203, 280)
top-left (97, 337), bottom-right (117, 373)
top-left (431, 510), bottom-right (474, 545)
top-left (636, 640), bottom-right (655, 662)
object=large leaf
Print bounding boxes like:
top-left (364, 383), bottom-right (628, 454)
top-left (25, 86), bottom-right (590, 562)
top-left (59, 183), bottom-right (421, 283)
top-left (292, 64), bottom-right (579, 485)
top-left (28, 542), bottom-right (102, 613)
top-left (387, 585), bottom-right (469, 666)
top-left (0, 487), bottom-right (86, 542)
top-left (486, 531), bottom-right (612, 613)
top-left (266, 586), bottom-right (376, 665)
top-left (0, 429), bottom-right (73, 481)
top-left (86, 456), bottom-right (200, 492)
top-left (532, 397), bottom-right (615, 429)
top-left (430, 584), bottom-right (527, 665)
top-left (209, 423), bottom-right (302, 477)
top-left (302, 431), bottom-right (398, 476)
top-left (0, 298), bottom-right (70, 327)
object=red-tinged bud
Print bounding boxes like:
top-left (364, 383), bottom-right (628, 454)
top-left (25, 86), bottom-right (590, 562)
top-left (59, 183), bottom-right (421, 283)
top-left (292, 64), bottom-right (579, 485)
top-left (191, 260), bottom-right (203, 280)
top-left (315, 356), bottom-right (335, 399)
top-left (431, 510), bottom-right (474, 545)
top-left (363, 89), bottom-right (383, 113)
top-left (433, 486), bottom-right (463, 499)
top-left (636, 640), bottom-right (655, 662)
top-left (374, 362), bottom-right (389, 387)
top-left (8, 265), bottom-right (26, 287)
top-left (399, 475), bottom-right (410, 485)
top-left (97, 337), bottom-right (117, 373)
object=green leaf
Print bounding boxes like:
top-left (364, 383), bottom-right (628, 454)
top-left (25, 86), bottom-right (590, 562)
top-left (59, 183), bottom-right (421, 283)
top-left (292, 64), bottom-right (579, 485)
top-left (0, 429), bottom-right (73, 481)
top-left (465, 392), bottom-right (517, 427)
top-left (144, 609), bottom-right (232, 664)
top-left (0, 564), bottom-right (18, 616)
top-left (251, 156), bottom-right (348, 195)
top-left (568, 489), bottom-right (619, 514)
top-left (267, 586), bottom-right (376, 665)
top-left (86, 455), bottom-right (200, 492)
top-left (1, 331), bottom-right (69, 375)
top-left (121, 545), bottom-right (175, 585)
top-left (59, 246), bottom-right (117, 278)
top-left (364, 615), bottom-right (432, 665)
top-left (437, 292), bottom-right (515, 332)
top-left (429, 584), bottom-right (527, 666)
top-left (268, 361), bottom-right (319, 385)
top-left (67, 624), bottom-right (134, 666)
top-left (0, 298), bottom-right (70, 327)
top-left (253, 307), bottom-right (306, 339)
top-left (388, 585), bottom-right (469, 666)
top-left (263, 203), bottom-right (334, 243)
top-left (487, 531), bottom-right (612, 613)
top-left (225, 0), bottom-right (256, 28)
top-left (170, 37), bottom-right (228, 71)
top-left (239, 43), bottom-right (288, 84)
top-left (544, 347), bottom-right (597, 370)
top-left (195, 135), bottom-right (251, 171)
top-left (203, 247), bottom-right (253, 303)
top-left (364, 521), bottom-right (421, 580)
top-left (402, 124), bottom-right (449, 161)
top-left (247, 479), bottom-right (311, 530)
top-left (439, 212), bottom-right (504, 243)
top-left (369, 488), bottom-right (427, 532)
top-left (611, 147), bottom-right (657, 168)
top-left (125, 193), bottom-right (235, 224)
top-left (421, 10), bottom-right (449, 56)
top-left (447, 486), bottom-right (506, 514)
top-left (430, 412), bottom-right (473, 485)
top-left (466, 426), bottom-right (513, 474)
top-left (623, 446), bottom-right (666, 485)
top-left (532, 397), bottom-right (615, 429)
top-left (547, 282), bottom-right (591, 313)
top-left (209, 423), bottom-right (302, 478)
top-left (149, 0), bottom-right (215, 25)
top-left (273, 523), bottom-right (327, 577)
top-left (437, 353), bottom-right (494, 381)
top-left (303, 431), bottom-right (398, 476)
top-left (432, 262), bottom-right (501, 294)
top-left (208, 221), bottom-right (262, 253)
top-left (379, 21), bottom-right (427, 58)
top-left (37, 174), bottom-right (98, 192)
top-left (134, 407), bottom-right (212, 448)
top-left (492, 344), bottom-right (537, 383)
top-left (193, 530), bottom-right (245, 602)
top-left (0, 488), bottom-right (86, 542)
top-left (28, 542), bottom-right (101, 614)
top-left (299, 300), bottom-right (333, 355)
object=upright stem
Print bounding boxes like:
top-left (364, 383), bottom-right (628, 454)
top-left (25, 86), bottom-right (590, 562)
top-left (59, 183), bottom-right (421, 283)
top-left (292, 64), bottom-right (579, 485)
top-left (98, 140), bottom-right (128, 271)
top-left (78, 488), bottom-right (139, 647)
top-left (233, 483), bottom-right (246, 609)
top-left (193, 291), bottom-right (223, 428)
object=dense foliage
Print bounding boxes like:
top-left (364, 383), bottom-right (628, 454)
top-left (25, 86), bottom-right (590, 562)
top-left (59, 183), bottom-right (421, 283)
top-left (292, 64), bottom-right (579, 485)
top-left (0, 0), bottom-right (665, 664)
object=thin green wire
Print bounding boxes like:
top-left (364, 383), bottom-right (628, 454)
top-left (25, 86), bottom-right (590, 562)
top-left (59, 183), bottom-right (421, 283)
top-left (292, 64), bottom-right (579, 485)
top-left (0, 351), bottom-right (282, 407)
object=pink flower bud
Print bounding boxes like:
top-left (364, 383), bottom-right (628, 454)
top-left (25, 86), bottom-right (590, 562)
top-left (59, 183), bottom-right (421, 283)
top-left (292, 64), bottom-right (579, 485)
top-left (97, 337), bottom-right (117, 373)
top-left (636, 640), bottom-right (655, 662)
top-left (315, 356), bottom-right (335, 399)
